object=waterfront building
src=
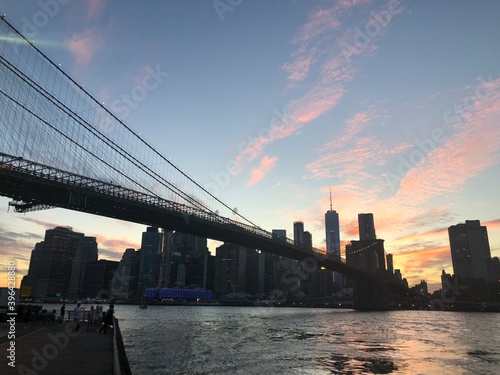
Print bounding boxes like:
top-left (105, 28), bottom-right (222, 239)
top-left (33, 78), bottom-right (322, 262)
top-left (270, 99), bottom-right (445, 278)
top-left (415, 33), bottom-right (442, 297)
top-left (169, 232), bottom-right (209, 289)
top-left (25, 242), bottom-right (44, 297)
top-left (111, 248), bottom-right (141, 299)
top-left (35, 227), bottom-right (84, 298)
top-left (67, 236), bottom-right (98, 298)
top-left (83, 259), bottom-right (119, 298)
top-left (137, 227), bottom-right (163, 297)
top-left (213, 243), bottom-right (248, 297)
top-left (263, 252), bottom-right (279, 295)
top-left (448, 220), bottom-right (494, 282)
top-left (358, 213), bottom-right (376, 241)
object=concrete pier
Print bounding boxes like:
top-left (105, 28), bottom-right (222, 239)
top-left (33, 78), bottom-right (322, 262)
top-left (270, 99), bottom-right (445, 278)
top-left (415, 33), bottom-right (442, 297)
top-left (0, 318), bottom-right (128, 375)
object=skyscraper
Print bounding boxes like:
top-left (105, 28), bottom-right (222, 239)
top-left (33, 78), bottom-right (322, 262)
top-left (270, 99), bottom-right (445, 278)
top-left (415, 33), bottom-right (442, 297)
top-left (213, 243), bottom-right (248, 297)
top-left (67, 236), bottom-right (98, 298)
top-left (325, 191), bottom-right (340, 257)
top-left (35, 227), bottom-right (84, 298)
top-left (26, 242), bottom-right (44, 297)
top-left (111, 248), bottom-right (141, 299)
top-left (83, 259), bottom-right (119, 299)
top-left (386, 253), bottom-right (394, 275)
top-left (358, 213), bottom-right (376, 240)
top-left (137, 227), bottom-right (163, 297)
top-left (448, 220), bottom-right (493, 282)
top-left (169, 232), bottom-right (209, 289)
top-left (325, 191), bottom-right (341, 290)
top-left (303, 231), bottom-right (313, 249)
top-left (293, 221), bottom-right (304, 246)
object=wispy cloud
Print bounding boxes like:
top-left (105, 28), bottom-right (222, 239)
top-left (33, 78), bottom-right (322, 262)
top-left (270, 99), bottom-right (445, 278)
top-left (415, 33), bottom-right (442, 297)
top-left (65, 29), bottom-right (104, 67)
top-left (233, 1), bottom-right (403, 175)
top-left (392, 78), bottom-right (500, 205)
top-left (247, 155), bottom-right (278, 186)
top-left (306, 108), bottom-right (411, 180)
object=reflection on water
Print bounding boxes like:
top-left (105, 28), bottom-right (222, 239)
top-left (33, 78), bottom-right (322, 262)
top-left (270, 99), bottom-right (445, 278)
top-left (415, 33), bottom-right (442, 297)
top-left (115, 306), bottom-right (500, 374)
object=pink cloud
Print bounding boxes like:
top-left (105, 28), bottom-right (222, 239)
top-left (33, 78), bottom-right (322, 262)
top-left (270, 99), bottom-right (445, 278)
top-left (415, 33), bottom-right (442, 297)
top-left (234, 2), bottom-right (402, 175)
top-left (247, 156), bottom-right (278, 186)
top-left (282, 49), bottom-right (316, 83)
top-left (65, 29), bottom-right (103, 66)
top-left (87, 0), bottom-right (105, 20)
top-left (393, 78), bottom-right (500, 205)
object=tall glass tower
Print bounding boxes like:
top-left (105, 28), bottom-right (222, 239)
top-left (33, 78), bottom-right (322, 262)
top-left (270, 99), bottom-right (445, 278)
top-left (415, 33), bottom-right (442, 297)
top-left (325, 190), bottom-right (342, 291)
top-left (325, 191), bottom-right (340, 257)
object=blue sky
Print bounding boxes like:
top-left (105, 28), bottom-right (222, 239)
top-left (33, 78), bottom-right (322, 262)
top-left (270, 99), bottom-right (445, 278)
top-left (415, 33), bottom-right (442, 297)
top-left (1, 0), bottom-right (500, 291)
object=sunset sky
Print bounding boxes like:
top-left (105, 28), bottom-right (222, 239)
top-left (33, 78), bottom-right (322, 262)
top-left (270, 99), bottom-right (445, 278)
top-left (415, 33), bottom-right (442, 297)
top-left (1, 0), bottom-right (500, 292)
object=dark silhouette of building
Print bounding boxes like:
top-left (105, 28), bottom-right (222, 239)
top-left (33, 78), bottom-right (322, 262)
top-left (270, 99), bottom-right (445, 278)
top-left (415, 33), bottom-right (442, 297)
top-left (492, 257), bottom-right (500, 281)
top-left (411, 280), bottom-right (428, 295)
top-left (386, 253), bottom-right (394, 275)
top-left (448, 220), bottom-right (494, 282)
top-left (272, 229), bottom-right (287, 241)
top-left (25, 242), bottom-right (44, 297)
top-left (35, 227), bottom-right (84, 298)
top-left (325, 192), bottom-right (341, 291)
top-left (168, 232), bottom-right (209, 289)
top-left (214, 243), bottom-right (246, 297)
top-left (83, 259), bottom-right (119, 299)
top-left (67, 236), bottom-right (98, 298)
top-left (303, 231), bottom-right (312, 249)
top-left (111, 248), bottom-right (141, 299)
top-left (312, 269), bottom-right (334, 298)
top-left (137, 227), bottom-right (163, 297)
top-left (358, 213), bottom-right (376, 240)
top-left (293, 221), bottom-right (304, 246)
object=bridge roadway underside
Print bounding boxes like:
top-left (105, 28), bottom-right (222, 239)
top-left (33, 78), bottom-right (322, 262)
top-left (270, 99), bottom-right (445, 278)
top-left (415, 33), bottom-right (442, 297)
top-left (1, 165), bottom-right (395, 310)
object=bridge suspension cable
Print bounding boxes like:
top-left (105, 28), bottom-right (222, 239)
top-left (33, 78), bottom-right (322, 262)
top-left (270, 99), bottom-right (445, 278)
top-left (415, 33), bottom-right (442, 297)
top-left (0, 15), bottom-right (260, 228)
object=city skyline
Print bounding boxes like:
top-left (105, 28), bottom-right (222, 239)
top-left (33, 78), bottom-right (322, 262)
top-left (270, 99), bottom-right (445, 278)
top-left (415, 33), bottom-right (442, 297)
top-left (1, 1), bottom-right (500, 291)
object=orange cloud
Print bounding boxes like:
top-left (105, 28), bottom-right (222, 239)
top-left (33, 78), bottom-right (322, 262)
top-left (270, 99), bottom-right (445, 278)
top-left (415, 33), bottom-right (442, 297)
top-left (247, 156), bottom-right (278, 187)
top-left (65, 29), bottom-right (103, 66)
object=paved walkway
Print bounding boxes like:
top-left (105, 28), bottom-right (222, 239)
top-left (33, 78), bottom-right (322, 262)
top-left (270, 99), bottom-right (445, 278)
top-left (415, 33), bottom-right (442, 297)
top-left (0, 320), bottom-right (113, 375)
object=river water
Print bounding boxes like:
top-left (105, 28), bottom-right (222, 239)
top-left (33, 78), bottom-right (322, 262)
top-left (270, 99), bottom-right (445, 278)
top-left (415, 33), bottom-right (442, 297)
top-left (112, 305), bottom-right (500, 374)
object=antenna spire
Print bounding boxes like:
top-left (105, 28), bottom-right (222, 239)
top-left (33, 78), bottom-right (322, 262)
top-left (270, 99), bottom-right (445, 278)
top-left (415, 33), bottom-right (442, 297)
top-left (329, 188), bottom-right (333, 211)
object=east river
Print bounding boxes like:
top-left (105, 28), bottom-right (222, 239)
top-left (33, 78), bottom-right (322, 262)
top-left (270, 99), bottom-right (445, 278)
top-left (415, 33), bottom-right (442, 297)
top-left (111, 305), bottom-right (500, 374)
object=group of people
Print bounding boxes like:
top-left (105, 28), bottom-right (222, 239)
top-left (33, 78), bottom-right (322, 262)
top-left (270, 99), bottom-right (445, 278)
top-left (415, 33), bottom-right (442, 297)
top-left (61, 303), bottom-right (114, 334)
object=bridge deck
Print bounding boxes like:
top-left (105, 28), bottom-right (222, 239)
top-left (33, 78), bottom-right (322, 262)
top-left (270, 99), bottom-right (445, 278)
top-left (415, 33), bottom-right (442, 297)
top-left (0, 320), bottom-right (113, 375)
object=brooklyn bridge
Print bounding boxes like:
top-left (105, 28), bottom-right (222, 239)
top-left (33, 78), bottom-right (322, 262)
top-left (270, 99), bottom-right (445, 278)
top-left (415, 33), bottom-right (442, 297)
top-left (0, 15), bottom-right (405, 310)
